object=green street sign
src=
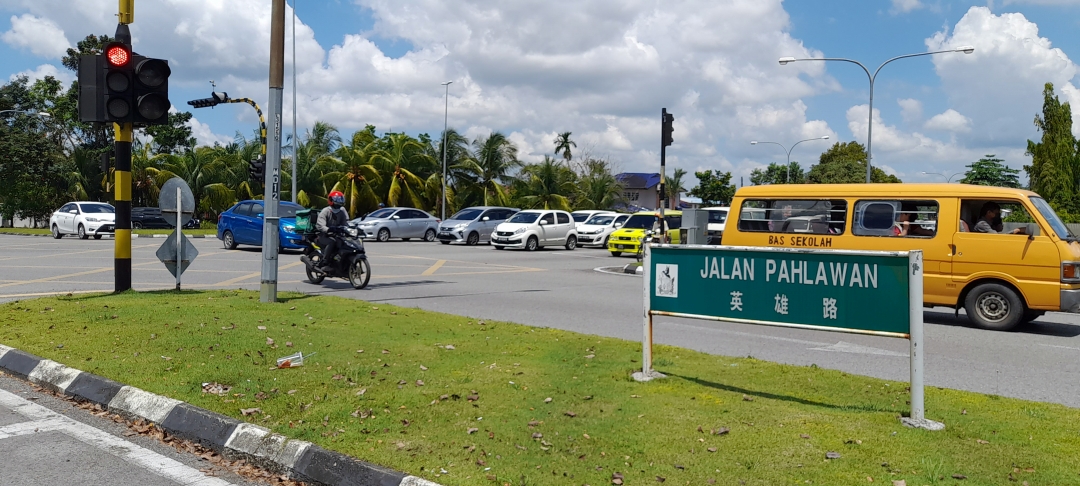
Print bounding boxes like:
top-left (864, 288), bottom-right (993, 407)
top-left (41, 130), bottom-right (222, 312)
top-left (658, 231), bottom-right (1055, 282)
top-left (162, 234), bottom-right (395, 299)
top-left (648, 245), bottom-right (912, 336)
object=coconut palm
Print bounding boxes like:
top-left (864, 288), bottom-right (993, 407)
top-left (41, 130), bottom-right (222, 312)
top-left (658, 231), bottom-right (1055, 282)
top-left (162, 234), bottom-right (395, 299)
top-left (436, 127), bottom-right (473, 213)
top-left (553, 131), bottom-right (576, 165)
top-left (292, 122), bottom-right (343, 207)
top-left (371, 133), bottom-right (436, 209)
top-left (516, 156), bottom-right (576, 210)
top-left (664, 168), bottom-right (688, 208)
top-left (156, 146), bottom-right (235, 216)
top-left (326, 127), bottom-right (383, 217)
top-left (131, 143), bottom-right (168, 207)
top-left (576, 159), bottom-right (623, 210)
top-left (454, 131), bottom-right (521, 207)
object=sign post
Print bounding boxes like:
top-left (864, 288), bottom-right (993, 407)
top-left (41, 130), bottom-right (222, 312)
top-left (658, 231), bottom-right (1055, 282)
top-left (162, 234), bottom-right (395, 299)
top-left (156, 177), bottom-right (198, 290)
top-left (636, 244), bottom-right (941, 430)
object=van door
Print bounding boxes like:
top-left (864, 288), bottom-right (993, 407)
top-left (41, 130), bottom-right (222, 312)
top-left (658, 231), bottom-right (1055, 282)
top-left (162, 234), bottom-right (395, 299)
top-left (952, 199), bottom-right (1060, 309)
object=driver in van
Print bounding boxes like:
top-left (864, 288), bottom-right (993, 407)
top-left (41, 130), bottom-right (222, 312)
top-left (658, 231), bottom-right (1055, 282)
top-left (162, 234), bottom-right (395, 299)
top-left (974, 202), bottom-right (1025, 235)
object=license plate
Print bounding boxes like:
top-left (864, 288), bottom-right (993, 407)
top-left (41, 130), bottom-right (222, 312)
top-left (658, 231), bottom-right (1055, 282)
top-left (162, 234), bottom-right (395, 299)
top-left (616, 244), bottom-right (627, 249)
top-left (492, 238), bottom-right (505, 243)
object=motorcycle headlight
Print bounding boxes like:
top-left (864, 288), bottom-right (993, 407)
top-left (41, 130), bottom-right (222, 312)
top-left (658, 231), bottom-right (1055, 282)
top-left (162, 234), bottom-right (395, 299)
top-left (513, 227), bottom-right (526, 235)
top-left (347, 227), bottom-right (359, 237)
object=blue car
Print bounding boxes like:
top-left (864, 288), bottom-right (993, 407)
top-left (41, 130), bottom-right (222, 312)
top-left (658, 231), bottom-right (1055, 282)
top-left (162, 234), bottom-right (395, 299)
top-left (217, 200), bottom-right (307, 250)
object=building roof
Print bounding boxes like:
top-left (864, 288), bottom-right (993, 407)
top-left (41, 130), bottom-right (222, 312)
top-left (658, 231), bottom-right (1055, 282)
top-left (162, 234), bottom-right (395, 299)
top-left (616, 172), bottom-right (661, 189)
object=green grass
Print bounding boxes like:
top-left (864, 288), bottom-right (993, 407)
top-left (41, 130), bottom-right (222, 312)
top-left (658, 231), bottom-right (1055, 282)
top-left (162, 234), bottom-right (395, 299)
top-left (2, 290), bottom-right (1078, 485)
top-left (0, 228), bottom-right (216, 236)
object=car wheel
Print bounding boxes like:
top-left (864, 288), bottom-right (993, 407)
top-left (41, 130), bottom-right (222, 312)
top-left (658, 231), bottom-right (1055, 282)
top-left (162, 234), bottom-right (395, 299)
top-left (377, 228), bottom-right (390, 242)
top-left (93, 235), bottom-right (102, 240)
top-left (565, 235), bottom-right (577, 250)
top-left (133, 222), bottom-right (143, 229)
top-left (466, 232), bottom-right (480, 246)
top-left (78, 224), bottom-right (88, 240)
top-left (305, 255), bottom-right (325, 284)
top-left (525, 236), bottom-right (539, 251)
top-left (610, 251), bottom-right (622, 257)
top-left (349, 257), bottom-right (371, 289)
top-left (494, 245), bottom-right (504, 250)
top-left (601, 236), bottom-right (609, 247)
top-left (222, 230), bottom-right (237, 249)
top-left (51, 224), bottom-right (62, 239)
top-left (964, 283), bottom-right (1023, 331)
top-left (424, 229), bottom-right (436, 242)
top-left (441, 240), bottom-right (450, 245)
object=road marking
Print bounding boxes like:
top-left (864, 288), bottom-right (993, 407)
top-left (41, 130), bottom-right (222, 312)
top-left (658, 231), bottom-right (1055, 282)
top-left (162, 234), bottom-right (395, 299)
top-left (421, 260), bottom-right (447, 276)
top-left (808, 341), bottom-right (908, 357)
top-left (0, 388), bottom-right (234, 485)
top-left (213, 261), bottom-right (305, 287)
top-left (0, 261), bottom-right (158, 289)
top-left (1038, 343), bottom-right (1080, 352)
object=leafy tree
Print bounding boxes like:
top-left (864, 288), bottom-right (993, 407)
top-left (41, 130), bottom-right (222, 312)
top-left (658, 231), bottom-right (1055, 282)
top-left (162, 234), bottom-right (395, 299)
top-left (958, 155), bottom-right (1020, 188)
top-left (575, 159), bottom-right (623, 210)
top-left (0, 114), bottom-right (67, 223)
top-left (292, 122), bottom-right (342, 207)
top-left (157, 146), bottom-right (235, 216)
top-left (1025, 82), bottom-right (1079, 213)
top-left (455, 131), bottom-right (521, 207)
top-left (371, 133), bottom-right (435, 209)
top-left (553, 131), bottom-right (576, 165)
top-left (807, 141), bottom-right (901, 184)
top-left (661, 168), bottom-right (688, 207)
top-left (750, 162), bottom-right (805, 185)
top-left (62, 34), bottom-right (113, 73)
top-left (328, 127), bottom-right (382, 216)
top-left (514, 156), bottom-right (576, 210)
top-left (144, 112), bottom-right (196, 155)
top-left (689, 170), bottom-right (736, 206)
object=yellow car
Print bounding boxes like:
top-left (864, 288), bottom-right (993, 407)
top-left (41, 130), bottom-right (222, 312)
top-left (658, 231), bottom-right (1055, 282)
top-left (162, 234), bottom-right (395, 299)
top-left (607, 210), bottom-right (682, 256)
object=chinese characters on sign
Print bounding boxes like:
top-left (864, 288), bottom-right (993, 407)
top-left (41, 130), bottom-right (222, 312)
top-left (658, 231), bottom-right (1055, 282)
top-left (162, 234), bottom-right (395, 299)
top-left (730, 291), bottom-right (743, 311)
top-left (774, 294), bottom-right (789, 315)
top-left (823, 298), bottom-right (838, 320)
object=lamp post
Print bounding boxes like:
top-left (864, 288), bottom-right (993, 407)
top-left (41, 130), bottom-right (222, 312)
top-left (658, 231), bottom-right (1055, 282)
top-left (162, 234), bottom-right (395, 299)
top-left (440, 80), bottom-right (452, 222)
top-left (290, 0), bottom-right (297, 202)
top-left (779, 46), bottom-right (974, 183)
top-left (921, 171), bottom-right (963, 183)
top-left (750, 135), bottom-right (829, 183)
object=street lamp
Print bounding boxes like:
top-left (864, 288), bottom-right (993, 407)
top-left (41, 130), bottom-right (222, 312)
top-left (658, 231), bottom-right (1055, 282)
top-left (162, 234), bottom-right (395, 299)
top-left (440, 81), bottom-right (453, 222)
top-left (779, 46), bottom-right (974, 183)
top-left (750, 135), bottom-right (829, 183)
top-left (921, 171), bottom-right (963, 183)
top-left (290, 0), bottom-right (297, 203)
top-left (0, 110), bottom-right (49, 118)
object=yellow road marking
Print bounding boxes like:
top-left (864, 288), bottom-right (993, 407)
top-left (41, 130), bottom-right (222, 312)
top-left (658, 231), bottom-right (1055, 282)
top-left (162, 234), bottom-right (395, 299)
top-left (213, 261), bottom-right (305, 287)
top-left (0, 261), bottom-right (158, 289)
top-left (421, 260), bottom-right (447, 276)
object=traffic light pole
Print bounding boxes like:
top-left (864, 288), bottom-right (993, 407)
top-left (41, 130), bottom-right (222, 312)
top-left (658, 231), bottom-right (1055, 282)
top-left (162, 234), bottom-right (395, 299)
top-left (261, 0), bottom-right (285, 303)
top-left (114, 12), bottom-right (133, 293)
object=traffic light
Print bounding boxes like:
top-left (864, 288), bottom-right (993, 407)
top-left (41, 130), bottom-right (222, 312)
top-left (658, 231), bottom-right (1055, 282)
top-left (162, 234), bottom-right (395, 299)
top-left (103, 41), bottom-right (134, 123)
top-left (249, 156), bottom-right (265, 182)
top-left (662, 109), bottom-right (674, 147)
top-left (188, 92), bottom-right (229, 109)
top-left (130, 55), bottom-right (171, 125)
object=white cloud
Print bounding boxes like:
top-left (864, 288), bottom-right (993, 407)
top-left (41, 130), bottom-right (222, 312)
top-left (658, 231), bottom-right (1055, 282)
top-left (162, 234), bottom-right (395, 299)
top-left (890, 0), bottom-right (924, 14)
top-left (9, 63), bottom-right (71, 85)
top-left (1, 14), bottom-right (70, 59)
top-left (188, 116), bottom-right (233, 147)
top-left (924, 109), bottom-right (972, 133)
top-left (898, 98), bottom-right (923, 124)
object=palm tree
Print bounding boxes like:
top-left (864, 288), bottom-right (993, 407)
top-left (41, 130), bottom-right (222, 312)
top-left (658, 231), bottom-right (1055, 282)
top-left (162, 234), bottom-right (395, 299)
top-left (437, 127), bottom-right (473, 213)
top-left (371, 133), bottom-right (436, 209)
top-left (292, 121), bottom-right (343, 207)
top-left (131, 143), bottom-right (168, 207)
top-left (327, 127), bottom-right (383, 217)
top-left (553, 131), bottom-right (576, 165)
top-left (576, 159), bottom-right (623, 210)
top-left (454, 131), bottom-right (521, 207)
top-left (156, 146), bottom-right (235, 216)
top-left (515, 156), bottom-right (576, 210)
top-left (664, 168), bottom-right (688, 208)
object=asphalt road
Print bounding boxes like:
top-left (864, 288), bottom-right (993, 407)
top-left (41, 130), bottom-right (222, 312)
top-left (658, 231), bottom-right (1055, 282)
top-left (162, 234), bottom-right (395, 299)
top-left (2, 234), bottom-right (1080, 410)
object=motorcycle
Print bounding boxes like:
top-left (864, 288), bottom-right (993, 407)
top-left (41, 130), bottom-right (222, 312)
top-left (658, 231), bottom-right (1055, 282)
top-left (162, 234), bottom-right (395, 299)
top-left (301, 224), bottom-right (371, 289)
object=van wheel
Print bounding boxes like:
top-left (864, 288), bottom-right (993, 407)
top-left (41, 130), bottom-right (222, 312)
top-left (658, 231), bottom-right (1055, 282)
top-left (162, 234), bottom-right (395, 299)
top-left (1022, 310), bottom-right (1045, 324)
top-left (964, 283), bottom-right (1023, 331)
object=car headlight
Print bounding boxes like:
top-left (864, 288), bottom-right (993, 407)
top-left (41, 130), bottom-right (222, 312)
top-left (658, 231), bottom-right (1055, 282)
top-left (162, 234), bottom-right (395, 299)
top-left (454, 223), bottom-right (468, 229)
top-left (513, 227), bottom-right (526, 235)
top-left (85, 217), bottom-right (100, 222)
top-left (282, 225), bottom-right (295, 233)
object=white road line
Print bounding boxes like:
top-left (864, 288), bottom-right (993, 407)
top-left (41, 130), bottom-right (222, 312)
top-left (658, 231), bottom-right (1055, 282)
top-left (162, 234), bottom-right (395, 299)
top-left (1037, 343), bottom-right (1080, 352)
top-left (0, 388), bottom-right (234, 486)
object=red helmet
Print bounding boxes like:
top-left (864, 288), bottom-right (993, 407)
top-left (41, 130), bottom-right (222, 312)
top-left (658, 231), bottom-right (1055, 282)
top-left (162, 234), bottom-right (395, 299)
top-left (328, 191), bottom-right (344, 207)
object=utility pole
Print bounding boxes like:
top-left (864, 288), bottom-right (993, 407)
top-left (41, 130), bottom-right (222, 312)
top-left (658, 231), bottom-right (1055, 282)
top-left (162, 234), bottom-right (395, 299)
top-left (261, 0), bottom-right (285, 303)
top-left (659, 108), bottom-right (674, 241)
top-left (114, 0), bottom-right (135, 292)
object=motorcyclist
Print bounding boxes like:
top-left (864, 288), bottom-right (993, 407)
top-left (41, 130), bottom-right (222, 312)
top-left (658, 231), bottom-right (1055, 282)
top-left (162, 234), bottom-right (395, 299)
top-left (313, 191), bottom-right (349, 273)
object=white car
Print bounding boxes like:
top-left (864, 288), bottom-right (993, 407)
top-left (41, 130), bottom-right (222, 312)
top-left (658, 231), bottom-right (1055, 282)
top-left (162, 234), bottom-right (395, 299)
top-left (575, 213), bottom-right (629, 248)
top-left (703, 206), bottom-right (730, 244)
top-left (570, 210), bottom-right (612, 225)
top-left (490, 209), bottom-right (578, 251)
top-left (49, 201), bottom-right (116, 240)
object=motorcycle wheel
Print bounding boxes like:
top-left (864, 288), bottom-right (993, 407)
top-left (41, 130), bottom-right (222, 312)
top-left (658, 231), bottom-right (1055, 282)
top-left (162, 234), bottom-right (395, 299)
top-left (305, 256), bottom-right (325, 284)
top-left (349, 257), bottom-right (371, 289)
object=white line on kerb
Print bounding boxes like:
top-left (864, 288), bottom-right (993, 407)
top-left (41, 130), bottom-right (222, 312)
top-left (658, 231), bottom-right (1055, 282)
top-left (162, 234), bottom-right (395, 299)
top-left (0, 388), bottom-right (234, 486)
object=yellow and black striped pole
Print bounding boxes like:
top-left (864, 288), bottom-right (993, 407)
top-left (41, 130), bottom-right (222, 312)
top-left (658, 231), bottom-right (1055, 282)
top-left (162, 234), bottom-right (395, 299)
top-left (114, 0), bottom-right (134, 292)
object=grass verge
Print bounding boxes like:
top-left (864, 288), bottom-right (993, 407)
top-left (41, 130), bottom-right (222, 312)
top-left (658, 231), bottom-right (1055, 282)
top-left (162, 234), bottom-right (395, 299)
top-left (2, 290), bottom-right (1077, 485)
top-left (0, 228), bottom-right (216, 236)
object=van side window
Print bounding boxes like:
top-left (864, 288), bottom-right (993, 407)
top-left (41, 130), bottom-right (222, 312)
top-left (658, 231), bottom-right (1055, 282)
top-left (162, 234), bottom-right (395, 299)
top-left (853, 200), bottom-right (938, 237)
top-left (961, 199), bottom-right (1036, 236)
top-left (737, 199), bottom-right (846, 235)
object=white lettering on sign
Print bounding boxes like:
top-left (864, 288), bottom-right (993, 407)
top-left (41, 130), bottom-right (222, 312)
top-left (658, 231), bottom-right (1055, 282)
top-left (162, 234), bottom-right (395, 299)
top-left (699, 257), bottom-right (755, 281)
top-left (761, 259), bottom-right (878, 289)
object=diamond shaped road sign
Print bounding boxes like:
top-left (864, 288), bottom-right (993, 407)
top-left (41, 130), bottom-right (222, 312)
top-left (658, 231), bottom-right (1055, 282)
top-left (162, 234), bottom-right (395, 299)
top-left (156, 230), bottom-right (199, 278)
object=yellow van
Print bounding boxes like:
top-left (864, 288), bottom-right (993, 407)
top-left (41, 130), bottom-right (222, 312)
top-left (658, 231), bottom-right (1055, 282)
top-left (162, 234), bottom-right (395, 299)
top-left (722, 184), bottom-right (1080, 331)
top-left (608, 210), bottom-right (682, 257)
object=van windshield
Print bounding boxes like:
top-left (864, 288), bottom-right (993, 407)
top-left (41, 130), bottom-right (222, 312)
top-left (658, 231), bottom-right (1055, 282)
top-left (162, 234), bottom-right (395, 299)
top-left (1030, 196), bottom-right (1074, 240)
top-left (449, 209), bottom-right (484, 221)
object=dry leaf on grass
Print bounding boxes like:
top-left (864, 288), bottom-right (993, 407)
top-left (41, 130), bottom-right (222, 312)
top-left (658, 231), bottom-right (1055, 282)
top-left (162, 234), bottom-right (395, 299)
top-left (240, 408), bottom-right (261, 416)
top-left (467, 427), bottom-right (479, 434)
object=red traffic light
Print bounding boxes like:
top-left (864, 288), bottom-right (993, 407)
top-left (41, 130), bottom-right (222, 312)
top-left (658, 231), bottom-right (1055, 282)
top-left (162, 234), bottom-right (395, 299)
top-left (105, 43), bottom-right (131, 67)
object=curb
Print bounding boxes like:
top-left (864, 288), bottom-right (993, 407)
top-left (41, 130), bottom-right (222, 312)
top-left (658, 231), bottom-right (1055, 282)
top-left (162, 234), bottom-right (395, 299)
top-left (0, 343), bottom-right (440, 486)
top-left (593, 265), bottom-right (643, 277)
top-left (0, 232), bottom-right (209, 238)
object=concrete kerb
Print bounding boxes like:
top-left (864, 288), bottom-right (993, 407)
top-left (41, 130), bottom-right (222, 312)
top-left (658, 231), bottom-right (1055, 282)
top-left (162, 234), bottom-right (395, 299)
top-left (593, 265), bottom-right (644, 277)
top-left (0, 342), bottom-right (440, 486)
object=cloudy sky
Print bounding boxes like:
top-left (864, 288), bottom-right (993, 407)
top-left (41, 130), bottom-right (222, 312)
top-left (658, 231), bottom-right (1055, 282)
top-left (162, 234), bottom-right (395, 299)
top-left (2, 0), bottom-right (1079, 186)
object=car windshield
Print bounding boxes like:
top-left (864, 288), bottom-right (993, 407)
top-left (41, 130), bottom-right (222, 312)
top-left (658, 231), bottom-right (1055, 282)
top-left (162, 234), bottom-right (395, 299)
top-left (449, 209), bottom-right (484, 221)
top-left (708, 210), bottom-right (728, 224)
top-left (585, 215), bottom-right (616, 225)
top-left (1030, 196), bottom-right (1073, 239)
top-left (572, 213), bottom-right (594, 223)
top-left (367, 208), bottom-right (396, 219)
top-left (622, 214), bottom-right (657, 229)
top-left (278, 204), bottom-right (300, 218)
top-left (80, 203), bottom-right (114, 214)
top-left (507, 212), bottom-right (540, 224)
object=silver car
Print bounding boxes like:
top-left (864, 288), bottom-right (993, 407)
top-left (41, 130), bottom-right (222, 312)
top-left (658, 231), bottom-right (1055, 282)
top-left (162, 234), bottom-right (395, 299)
top-left (437, 206), bottom-right (519, 245)
top-left (350, 207), bottom-right (440, 242)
